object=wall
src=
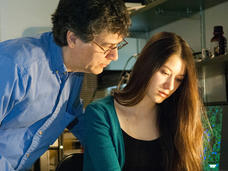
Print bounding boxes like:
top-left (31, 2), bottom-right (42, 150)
top-left (107, 37), bottom-right (147, 70)
top-left (0, 0), bottom-right (59, 41)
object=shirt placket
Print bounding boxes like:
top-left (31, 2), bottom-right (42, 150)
top-left (17, 71), bottom-right (70, 170)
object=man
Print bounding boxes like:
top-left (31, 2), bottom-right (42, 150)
top-left (0, 0), bottom-right (131, 170)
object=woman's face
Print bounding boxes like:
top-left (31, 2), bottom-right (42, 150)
top-left (146, 53), bottom-right (186, 104)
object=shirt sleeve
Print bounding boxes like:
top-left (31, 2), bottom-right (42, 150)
top-left (66, 74), bottom-right (85, 143)
top-left (69, 99), bottom-right (85, 144)
top-left (0, 57), bottom-right (27, 124)
top-left (0, 57), bottom-right (27, 170)
top-left (83, 104), bottom-right (121, 171)
top-left (0, 155), bottom-right (16, 171)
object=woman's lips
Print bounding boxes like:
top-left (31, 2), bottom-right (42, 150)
top-left (158, 91), bottom-right (168, 97)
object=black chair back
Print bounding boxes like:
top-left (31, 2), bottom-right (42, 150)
top-left (55, 153), bottom-right (83, 171)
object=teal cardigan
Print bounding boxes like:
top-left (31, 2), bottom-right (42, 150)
top-left (83, 95), bottom-right (125, 171)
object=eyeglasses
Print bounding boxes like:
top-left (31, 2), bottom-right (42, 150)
top-left (92, 39), bottom-right (128, 54)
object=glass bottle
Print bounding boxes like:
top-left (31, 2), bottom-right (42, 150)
top-left (210, 26), bottom-right (227, 58)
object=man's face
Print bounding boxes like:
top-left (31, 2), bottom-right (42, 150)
top-left (63, 30), bottom-right (124, 74)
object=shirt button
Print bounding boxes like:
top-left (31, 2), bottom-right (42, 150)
top-left (56, 70), bottom-right (59, 74)
top-left (39, 131), bottom-right (43, 135)
top-left (26, 153), bottom-right (30, 158)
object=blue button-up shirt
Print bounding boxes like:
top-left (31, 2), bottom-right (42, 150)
top-left (0, 32), bottom-right (84, 170)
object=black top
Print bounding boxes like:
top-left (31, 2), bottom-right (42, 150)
top-left (122, 129), bottom-right (164, 171)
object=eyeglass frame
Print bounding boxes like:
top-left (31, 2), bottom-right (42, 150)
top-left (92, 39), bottom-right (128, 54)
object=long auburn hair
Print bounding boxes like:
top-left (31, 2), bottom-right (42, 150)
top-left (114, 32), bottom-right (206, 171)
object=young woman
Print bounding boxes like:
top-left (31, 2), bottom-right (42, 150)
top-left (83, 32), bottom-right (206, 171)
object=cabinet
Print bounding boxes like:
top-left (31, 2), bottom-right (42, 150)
top-left (128, 0), bottom-right (228, 38)
top-left (196, 54), bottom-right (228, 104)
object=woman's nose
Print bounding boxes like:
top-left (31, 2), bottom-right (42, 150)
top-left (164, 77), bottom-right (175, 91)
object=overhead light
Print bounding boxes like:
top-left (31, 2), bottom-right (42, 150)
top-left (126, 0), bottom-right (167, 16)
top-left (125, 2), bottom-right (146, 14)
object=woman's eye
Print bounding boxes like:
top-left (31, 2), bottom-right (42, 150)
top-left (161, 70), bottom-right (170, 76)
top-left (176, 78), bottom-right (183, 82)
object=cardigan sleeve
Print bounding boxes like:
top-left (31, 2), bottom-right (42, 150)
top-left (83, 103), bottom-right (121, 171)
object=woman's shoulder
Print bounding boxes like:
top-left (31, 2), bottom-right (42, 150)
top-left (87, 95), bottom-right (114, 110)
top-left (84, 95), bottom-right (120, 128)
top-left (85, 95), bottom-right (116, 116)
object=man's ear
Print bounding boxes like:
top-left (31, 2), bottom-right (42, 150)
top-left (66, 30), bottom-right (78, 48)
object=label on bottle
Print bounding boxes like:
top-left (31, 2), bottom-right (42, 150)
top-left (210, 41), bottom-right (219, 57)
top-left (219, 38), bottom-right (227, 55)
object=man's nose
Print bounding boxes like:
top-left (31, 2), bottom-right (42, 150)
top-left (105, 48), bottom-right (118, 61)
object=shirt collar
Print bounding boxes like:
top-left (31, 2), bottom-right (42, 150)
top-left (49, 32), bottom-right (67, 74)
